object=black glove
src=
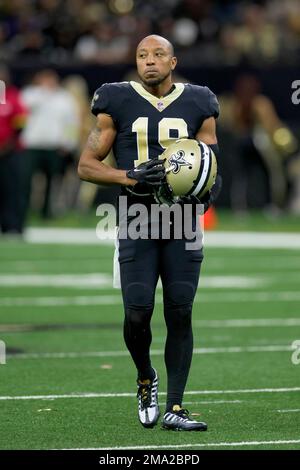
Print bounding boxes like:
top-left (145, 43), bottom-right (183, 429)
top-left (126, 158), bottom-right (165, 186)
top-left (181, 174), bottom-right (223, 213)
top-left (200, 174), bottom-right (223, 212)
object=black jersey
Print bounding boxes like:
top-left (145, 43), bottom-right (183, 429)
top-left (91, 81), bottom-right (219, 171)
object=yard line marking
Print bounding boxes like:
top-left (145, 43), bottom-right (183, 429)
top-left (199, 276), bottom-right (267, 288)
top-left (2, 257), bottom-right (300, 273)
top-left (195, 291), bottom-right (300, 302)
top-left (0, 295), bottom-right (121, 307)
top-left (0, 274), bottom-right (270, 289)
top-left (204, 232), bottom-right (300, 249)
top-left (204, 257), bottom-right (300, 270)
top-left (195, 318), bottom-right (300, 328)
top-left (160, 400), bottom-right (243, 405)
top-left (2, 317), bottom-right (300, 331)
top-left (1, 272), bottom-right (300, 289)
top-left (25, 228), bottom-right (114, 245)
top-left (61, 439), bottom-right (300, 450)
top-left (199, 273), bottom-right (268, 289)
top-left (2, 291), bottom-right (300, 307)
top-left (0, 273), bottom-right (112, 288)
top-left (277, 409), bottom-right (300, 413)
top-left (24, 228), bottom-right (300, 249)
top-left (6, 344), bottom-right (294, 360)
top-left (1, 387), bottom-right (300, 401)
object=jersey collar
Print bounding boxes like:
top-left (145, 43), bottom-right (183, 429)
top-left (130, 81), bottom-right (185, 112)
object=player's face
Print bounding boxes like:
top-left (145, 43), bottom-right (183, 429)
top-left (136, 40), bottom-right (176, 87)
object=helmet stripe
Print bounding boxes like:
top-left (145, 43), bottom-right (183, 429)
top-left (186, 143), bottom-right (204, 196)
top-left (190, 142), bottom-right (212, 196)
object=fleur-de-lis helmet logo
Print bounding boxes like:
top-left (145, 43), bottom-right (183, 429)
top-left (168, 150), bottom-right (191, 174)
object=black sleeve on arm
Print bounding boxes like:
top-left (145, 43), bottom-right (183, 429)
top-left (209, 143), bottom-right (219, 158)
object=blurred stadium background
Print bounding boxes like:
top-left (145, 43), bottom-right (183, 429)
top-left (0, 0), bottom-right (300, 451)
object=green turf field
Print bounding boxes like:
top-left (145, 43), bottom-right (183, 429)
top-left (0, 235), bottom-right (300, 450)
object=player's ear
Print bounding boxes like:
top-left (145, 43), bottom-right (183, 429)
top-left (171, 56), bottom-right (177, 70)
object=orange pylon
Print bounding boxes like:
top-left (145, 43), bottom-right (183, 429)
top-left (200, 206), bottom-right (218, 230)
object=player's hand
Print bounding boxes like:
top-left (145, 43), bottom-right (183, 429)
top-left (181, 174), bottom-right (223, 213)
top-left (200, 174), bottom-right (223, 212)
top-left (126, 158), bottom-right (166, 186)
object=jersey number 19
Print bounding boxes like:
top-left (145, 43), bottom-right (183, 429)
top-left (132, 117), bottom-right (188, 167)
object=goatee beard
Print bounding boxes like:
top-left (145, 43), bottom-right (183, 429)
top-left (140, 71), bottom-right (171, 88)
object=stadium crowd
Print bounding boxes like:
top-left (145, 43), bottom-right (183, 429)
top-left (0, 0), bottom-right (300, 235)
top-left (0, 0), bottom-right (299, 66)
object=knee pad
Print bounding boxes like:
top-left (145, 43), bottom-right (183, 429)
top-left (163, 281), bottom-right (195, 330)
top-left (123, 282), bottom-right (155, 310)
top-left (164, 281), bottom-right (196, 307)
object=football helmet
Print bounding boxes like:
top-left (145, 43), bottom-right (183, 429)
top-left (155, 138), bottom-right (217, 205)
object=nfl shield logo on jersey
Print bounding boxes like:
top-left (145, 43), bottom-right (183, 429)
top-left (157, 101), bottom-right (164, 111)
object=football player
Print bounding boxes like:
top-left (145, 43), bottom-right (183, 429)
top-left (78, 35), bottom-right (221, 431)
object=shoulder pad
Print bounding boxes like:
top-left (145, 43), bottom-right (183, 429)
top-left (91, 83), bottom-right (110, 116)
top-left (91, 82), bottom-right (130, 117)
top-left (187, 83), bottom-right (219, 119)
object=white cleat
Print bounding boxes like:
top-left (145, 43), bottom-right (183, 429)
top-left (137, 369), bottom-right (160, 428)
